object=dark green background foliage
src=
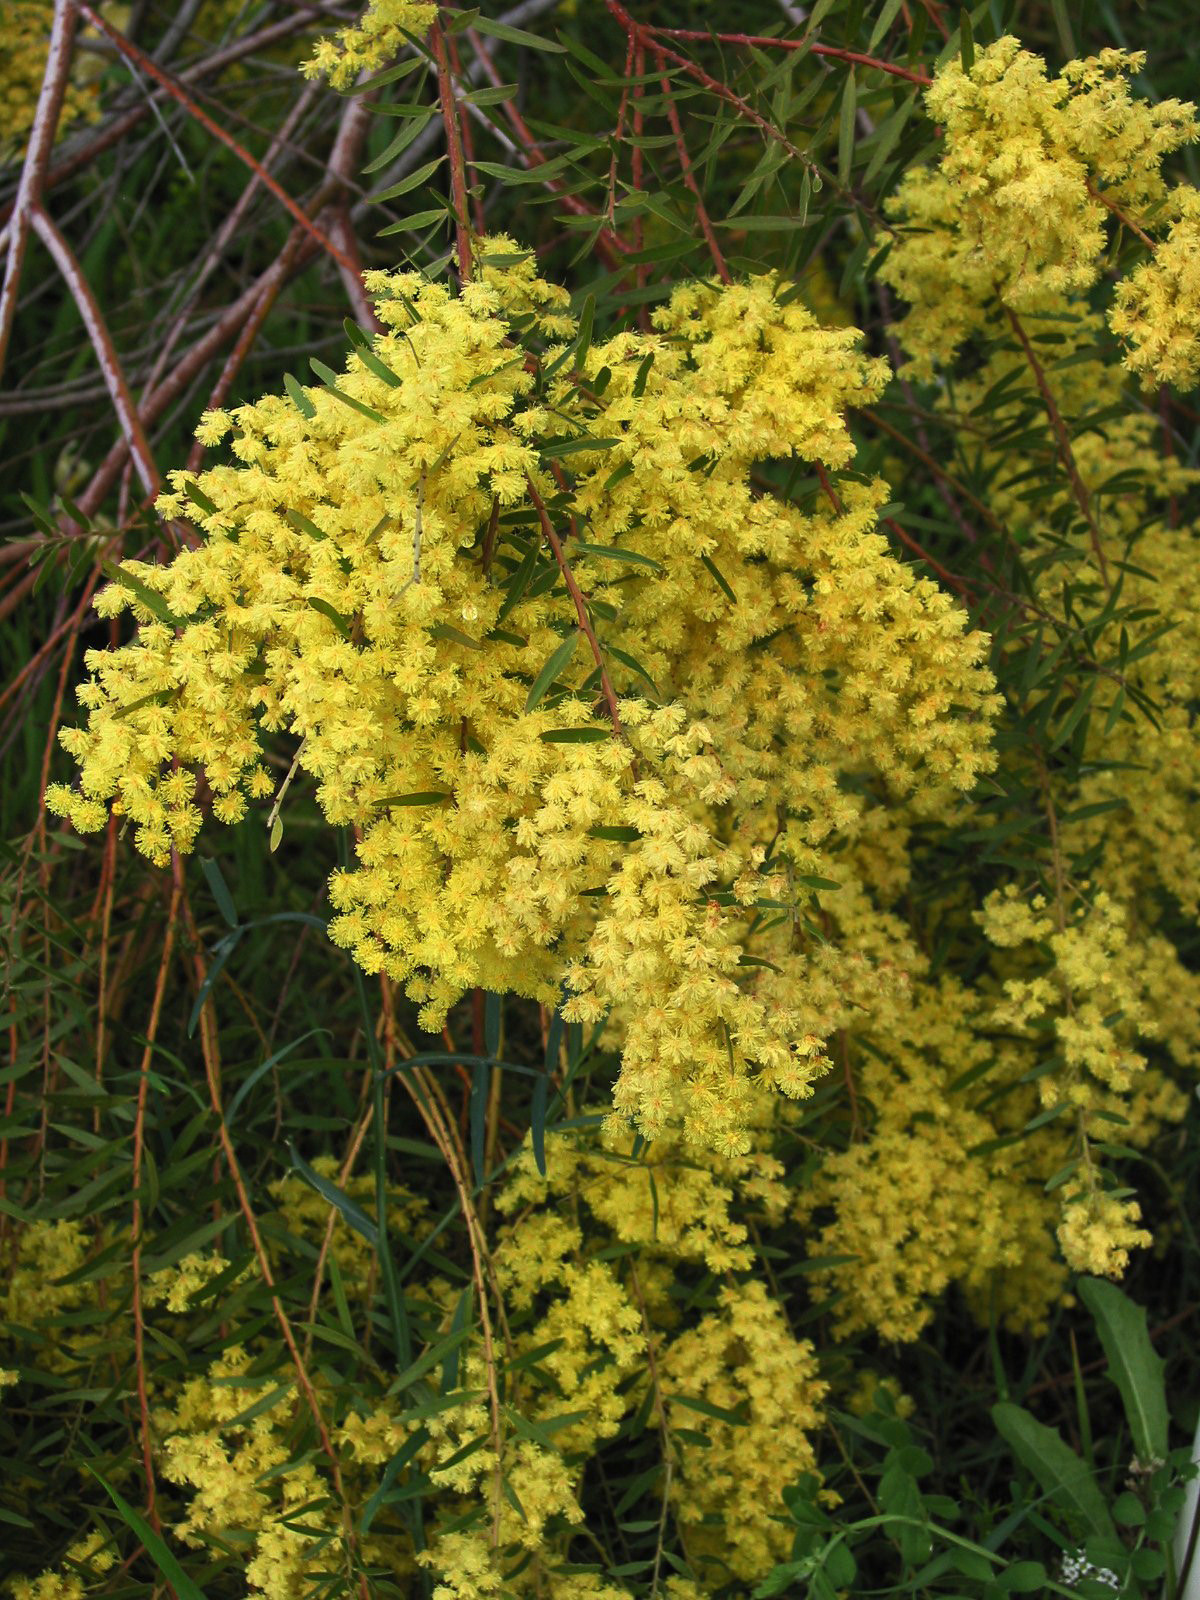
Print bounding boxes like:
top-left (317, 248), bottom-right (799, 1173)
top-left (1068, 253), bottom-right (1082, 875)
top-left (1, 0), bottom-right (1198, 1596)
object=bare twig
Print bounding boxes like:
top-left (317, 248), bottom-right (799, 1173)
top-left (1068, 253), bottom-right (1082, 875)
top-left (0, 0), bottom-right (79, 382)
top-left (76, 3), bottom-right (360, 277)
top-left (30, 205), bottom-right (160, 498)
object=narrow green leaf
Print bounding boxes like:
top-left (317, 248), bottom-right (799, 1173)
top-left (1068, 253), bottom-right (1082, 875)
top-left (371, 157), bottom-right (445, 202)
top-left (959, 7), bottom-right (975, 71)
top-left (572, 542), bottom-right (663, 572)
top-left (284, 509), bottom-right (328, 541)
top-left (89, 1468), bottom-right (210, 1600)
top-left (363, 110), bottom-right (435, 173)
top-left (284, 372), bottom-right (316, 418)
top-left (838, 70), bottom-right (856, 183)
top-left (539, 435), bottom-right (620, 459)
top-left (289, 1143), bottom-right (378, 1247)
top-left (377, 207), bottom-right (448, 237)
top-left (472, 15), bottom-right (567, 51)
top-left (101, 563), bottom-right (182, 629)
top-left (700, 553), bottom-right (737, 604)
top-left (672, 1392), bottom-right (747, 1426)
top-left (307, 597), bottom-right (353, 639)
top-left (309, 359), bottom-right (387, 421)
top-left (527, 632), bottom-right (581, 709)
top-left (539, 726), bottom-right (610, 744)
top-left (183, 481), bottom-right (218, 517)
top-left (199, 858), bottom-right (238, 930)
top-left (574, 293), bottom-right (595, 370)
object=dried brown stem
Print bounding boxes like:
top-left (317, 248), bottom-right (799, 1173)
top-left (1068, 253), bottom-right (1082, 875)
top-left (31, 205), bottom-right (160, 498)
top-left (0, 0), bottom-right (78, 382)
top-left (77, 3), bottom-right (359, 277)
top-left (527, 478), bottom-right (624, 735)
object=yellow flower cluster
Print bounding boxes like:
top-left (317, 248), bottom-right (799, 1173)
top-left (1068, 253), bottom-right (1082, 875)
top-left (882, 37), bottom-right (1198, 375)
top-left (301, 0), bottom-right (438, 87)
top-left (48, 240), bottom-right (998, 1153)
top-left (1110, 187), bottom-right (1200, 388)
top-left (0, 1), bottom-right (105, 161)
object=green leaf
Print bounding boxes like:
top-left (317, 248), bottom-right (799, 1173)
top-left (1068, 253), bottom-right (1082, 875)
top-left (959, 6), bottom-right (975, 71)
top-left (589, 825), bottom-right (640, 842)
top-left (1077, 1278), bottom-right (1168, 1461)
top-left (89, 1468), bottom-right (210, 1600)
top-left (371, 157), bottom-right (445, 202)
top-left (307, 597), bottom-right (353, 639)
top-left (101, 563), bottom-right (182, 629)
top-left (574, 293), bottom-right (595, 369)
top-left (527, 631), bottom-right (580, 710)
top-left (991, 1403), bottom-right (1114, 1538)
top-left (700, 553), bottom-right (737, 604)
top-left (283, 372), bottom-right (316, 418)
top-left (309, 359), bottom-right (387, 421)
top-left (375, 792), bottom-right (452, 808)
top-left (672, 1393), bottom-right (747, 1425)
top-left (463, 83), bottom-right (518, 106)
top-left (607, 642), bottom-right (659, 695)
top-left (200, 858), bottom-right (238, 930)
top-left (472, 15), bottom-right (567, 51)
top-left (377, 207), bottom-right (449, 237)
top-left (632, 353), bottom-right (654, 398)
top-left (183, 481), bottom-right (218, 517)
top-left (572, 542), bottom-right (663, 572)
top-left (838, 70), bottom-right (856, 184)
top-left (288, 1143), bottom-right (377, 1247)
top-left (363, 110), bottom-right (435, 173)
top-left (539, 435), bottom-right (621, 459)
top-left (539, 726), bottom-right (611, 744)
top-left (284, 508), bottom-right (328, 541)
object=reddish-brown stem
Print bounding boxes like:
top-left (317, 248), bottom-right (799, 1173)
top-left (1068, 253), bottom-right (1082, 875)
top-left (431, 18), bottom-right (473, 282)
top-left (645, 24), bottom-right (932, 87)
top-left (1086, 179), bottom-right (1156, 251)
top-left (605, 0), bottom-right (818, 166)
top-left (526, 478), bottom-right (624, 735)
top-left (76, 4), bottom-right (359, 277)
top-left (466, 27), bottom-right (627, 268)
top-left (652, 46), bottom-right (729, 284)
top-left (814, 461), bottom-right (970, 599)
top-left (446, 25), bottom-right (486, 234)
top-left (0, 0), bottom-right (78, 383)
top-left (1004, 306), bottom-right (1111, 589)
top-left (30, 205), bottom-right (160, 498)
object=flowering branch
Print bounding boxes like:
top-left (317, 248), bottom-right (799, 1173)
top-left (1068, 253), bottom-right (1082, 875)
top-left (526, 477), bottom-right (624, 736)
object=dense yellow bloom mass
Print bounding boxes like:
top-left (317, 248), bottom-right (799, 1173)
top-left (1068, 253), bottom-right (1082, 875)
top-left (1110, 187), bottom-right (1200, 388)
top-left (883, 37), bottom-right (1200, 382)
top-left (21, 27), bottom-right (1200, 1599)
top-left (48, 241), bottom-right (997, 1153)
